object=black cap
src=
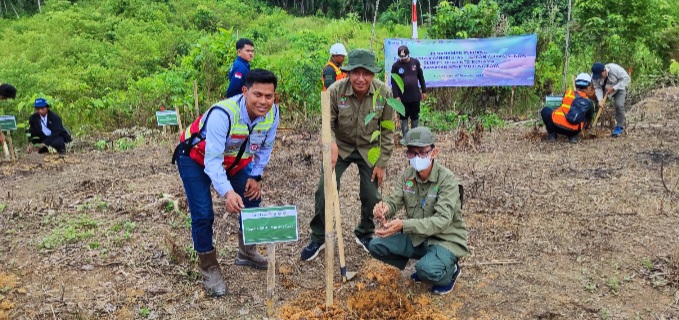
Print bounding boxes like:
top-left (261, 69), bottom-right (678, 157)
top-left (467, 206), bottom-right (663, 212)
top-left (591, 62), bottom-right (605, 80)
top-left (398, 45), bottom-right (410, 58)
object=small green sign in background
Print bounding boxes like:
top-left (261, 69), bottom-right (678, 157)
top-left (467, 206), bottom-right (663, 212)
top-left (241, 206), bottom-right (298, 245)
top-left (0, 115), bottom-right (17, 131)
top-left (156, 110), bottom-right (178, 126)
top-left (545, 96), bottom-right (563, 109)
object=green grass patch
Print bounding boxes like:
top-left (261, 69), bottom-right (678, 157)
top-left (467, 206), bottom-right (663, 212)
top-left (40, 215), bottom-right (100, 249)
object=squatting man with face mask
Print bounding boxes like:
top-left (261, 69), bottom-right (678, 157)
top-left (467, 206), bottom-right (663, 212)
top-left (369, 127), bottom-right (468, 295)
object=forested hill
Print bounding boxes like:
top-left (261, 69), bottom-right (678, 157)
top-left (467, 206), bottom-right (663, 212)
top-left (0, 0), bottom-right (677, 133)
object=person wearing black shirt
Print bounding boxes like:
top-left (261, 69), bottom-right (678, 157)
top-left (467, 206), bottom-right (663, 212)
top-left (390, 46), bottom-right (427, 144)
top-left (27, 98), bottom-right (72, 157)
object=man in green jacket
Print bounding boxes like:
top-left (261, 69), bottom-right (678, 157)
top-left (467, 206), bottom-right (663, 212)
top-left (301, 49), bottom-right (395, 261)
top-left (370, 127), bottom-right (468, 295)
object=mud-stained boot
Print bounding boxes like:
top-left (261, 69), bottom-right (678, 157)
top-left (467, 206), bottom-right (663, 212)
top-left (236, 232), bottom-right (268, 270)
top-left (198, 249), bottom-right (227, 297)
top-left (400, 119), bottom-right (409, 145)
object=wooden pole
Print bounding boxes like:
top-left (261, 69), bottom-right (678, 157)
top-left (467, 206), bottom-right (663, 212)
top-left (562, 0), bottom-right (572, 93)
top-left (510, 86), bottom-right (515, 117)
top-left (175, 108), bottom-right (184, 132)
top-left (321, 91), bottom-right (335, 307)
top-left (0, 120), bottom-right (9, 160)
top-left (2, 131), bottom-right (9, 160)
top-left (369, 0), bottom-right (381, 51)
top-left (6, 131), bottom-right (15, 161)
top-left (266, 243), bottom-right (276, 317)
top-left (193, 80), bottom-right (200, 118)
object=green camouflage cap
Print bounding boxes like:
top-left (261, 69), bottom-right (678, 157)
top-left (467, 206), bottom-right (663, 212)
top-left (405, 127), bottom-right (435, 147)
top-left (340, 49), bottom-right (382, 74)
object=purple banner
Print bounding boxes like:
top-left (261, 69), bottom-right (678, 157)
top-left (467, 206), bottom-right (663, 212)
top-left (385, 35), bottom-right (537, 87)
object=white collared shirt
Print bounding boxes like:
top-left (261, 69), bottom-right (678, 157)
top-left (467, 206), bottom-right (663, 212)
top-left (40, 114), bottom-right (52, 136)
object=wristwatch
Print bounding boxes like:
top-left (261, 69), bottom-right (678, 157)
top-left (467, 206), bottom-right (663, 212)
top-left (250, 175), bottom-right (262, 182)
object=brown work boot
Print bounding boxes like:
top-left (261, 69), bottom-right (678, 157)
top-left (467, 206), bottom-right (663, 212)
top-left (198, 249), bottom-right (227, 296)
top-left (235, 232), bottom-right (268, 270)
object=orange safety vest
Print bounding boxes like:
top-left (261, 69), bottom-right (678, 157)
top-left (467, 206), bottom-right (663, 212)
top-left (178, 99), bottom-right (277, 175)
top-left (552, 89), bottom-right (588, 131)
top-left (322, 61), bottom-right (347, 91)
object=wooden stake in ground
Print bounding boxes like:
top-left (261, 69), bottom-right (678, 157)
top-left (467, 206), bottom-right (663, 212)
top-left (591, 94), bottom-right (609, 129)
top-left (175, 108), bottom-right (184, 132)
top-left (510, 86), bottom-right (515, 117)
top-left (320, 91), bottom-right (335, 307)
top-left (193, 80), bottom-right (200, 118)
top-left (1, 120), bottom-right (9, 160)
top-left (6, 130), bottom-right (15, 161)
top-left (266, 243), bottom-right (276, 316)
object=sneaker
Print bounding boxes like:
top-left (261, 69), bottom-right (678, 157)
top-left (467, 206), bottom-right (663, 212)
top-left (431, 264), bottom-right (461, 295)
top-left (300, 241), bottom-right (325, 261)
top-left (410, 272), bottom-right (421, 283)
top-left (354, 236), bottom-right (372, 253)
top-left (569, 135), bottom-right (579, 144)
top-left (612, 126), bottom-right (624, 137)
top-left (547, 133), bottom-right (556, 141)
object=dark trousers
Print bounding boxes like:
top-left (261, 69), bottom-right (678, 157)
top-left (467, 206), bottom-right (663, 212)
top-left (369, 233), bottom-right (459, 286)
top-left (35, 135), bottom-right (67, 154)
top-left (177, 153), bottom-right (260, 253)
top-left (399, 100), bottom-right (421, 121)
top-left (309, 150), bottom-right (379, 244)
top-left (540, 107), bottom-right (578, 138)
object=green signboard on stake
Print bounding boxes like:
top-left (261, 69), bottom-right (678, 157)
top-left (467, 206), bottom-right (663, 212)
top-left (545, 96), bottom-right (564, 109)
top-left (0, 115), bottom-right (17, 131)
top-left (156, 110), bottom-right (179, 126)
top-left (241, 206), bottom-right (299, 245)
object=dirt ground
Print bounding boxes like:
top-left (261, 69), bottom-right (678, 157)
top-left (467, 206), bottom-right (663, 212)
top-left (1, 88), bottom-right (679, 319)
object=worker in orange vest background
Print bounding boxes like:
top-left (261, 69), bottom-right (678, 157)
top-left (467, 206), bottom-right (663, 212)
top-left (322, 43), bottom-right (348, 91)
top-left (540, 73), bottom-right (596, 144)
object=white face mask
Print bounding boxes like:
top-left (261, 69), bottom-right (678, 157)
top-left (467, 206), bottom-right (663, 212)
top-left (409, 156), bottom-right (431, 172)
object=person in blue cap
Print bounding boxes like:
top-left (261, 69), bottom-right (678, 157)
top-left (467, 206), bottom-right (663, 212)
top-left (591, 62), bottom-right (631, 137)
top-left (27, 98), bottom-right (72, 157)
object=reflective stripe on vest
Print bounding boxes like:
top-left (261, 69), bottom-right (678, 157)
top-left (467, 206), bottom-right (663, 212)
top-left (552, 89), bottom-right (587, 131)
top-left (179, 99), bottom-right (276, 171)
top-left (322, 61), bottom-right (347, 91)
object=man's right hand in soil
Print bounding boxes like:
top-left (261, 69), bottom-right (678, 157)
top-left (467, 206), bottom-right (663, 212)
top-left (373, 201), bottom-right (388, 225)
top-left (225, 190), bottom-right (244, 214)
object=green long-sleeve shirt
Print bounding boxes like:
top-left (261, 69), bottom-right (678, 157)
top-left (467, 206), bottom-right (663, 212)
top-left (327, 78), bottom-right (394, 168)
top-left (383, 161), bottom-right (469, 258)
